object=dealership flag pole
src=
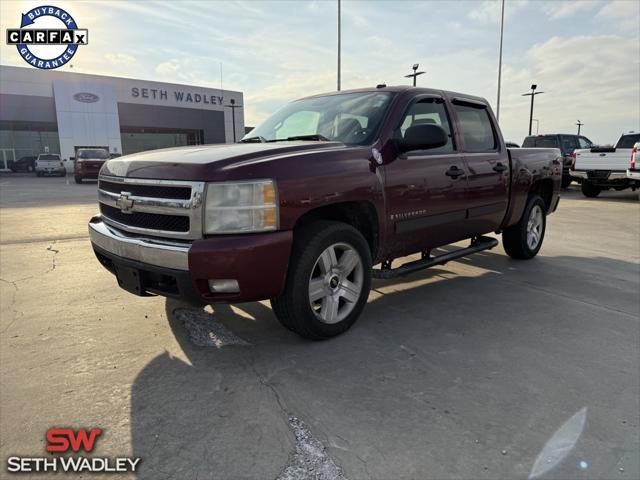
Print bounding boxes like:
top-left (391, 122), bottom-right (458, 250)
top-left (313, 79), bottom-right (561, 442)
top-left (496, 0), bottom-right (505, 122)
top-left (337, 0), bottom-right (341, 91)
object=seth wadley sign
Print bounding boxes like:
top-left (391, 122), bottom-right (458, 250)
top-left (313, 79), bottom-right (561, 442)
top-left (131, 87), bottom-right (224, 106)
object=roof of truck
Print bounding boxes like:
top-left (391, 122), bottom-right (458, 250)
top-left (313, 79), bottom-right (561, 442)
top-left (301, 85), bottom-right (489, 104)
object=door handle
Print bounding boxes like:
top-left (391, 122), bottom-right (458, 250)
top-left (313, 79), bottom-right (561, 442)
top-left (445, 166), bottom-right (464, 178)
top-left (493, 162), bottom-right (507, 172)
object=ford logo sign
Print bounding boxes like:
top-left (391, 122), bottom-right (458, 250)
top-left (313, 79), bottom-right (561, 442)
top-left (73, 92), bottom-right (100, 103)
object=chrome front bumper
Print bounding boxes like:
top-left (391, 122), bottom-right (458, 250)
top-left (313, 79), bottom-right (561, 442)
top-left (88, 217), bottom-right (190, 270)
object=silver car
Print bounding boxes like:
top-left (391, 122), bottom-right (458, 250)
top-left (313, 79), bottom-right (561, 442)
top-left (35, 153), bottom-right (65, 177)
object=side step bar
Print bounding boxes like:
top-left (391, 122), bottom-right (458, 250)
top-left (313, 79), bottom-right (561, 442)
top-left (372, 236), bottom-right (499, 279)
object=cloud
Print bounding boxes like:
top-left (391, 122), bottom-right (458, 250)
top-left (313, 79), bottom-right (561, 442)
top-left (597, 0), bottom-right (640, 30)
top-left (544, 0), bottom-right (601, 19)
top-left (105, 53), bottom-right (136, 66)
top-left (468, 0), bottom-right (528, 24)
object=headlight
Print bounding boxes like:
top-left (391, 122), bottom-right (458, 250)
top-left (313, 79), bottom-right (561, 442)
top-left (203, 180), bottom-right (278, 234)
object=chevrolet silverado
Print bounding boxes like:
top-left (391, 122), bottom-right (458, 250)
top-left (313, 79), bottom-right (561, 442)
top-left (89, 86), bottom-right (561, 339)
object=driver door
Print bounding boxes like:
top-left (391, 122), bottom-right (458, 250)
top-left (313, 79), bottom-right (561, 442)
top-left (383, 96), bottom-right (468, 258)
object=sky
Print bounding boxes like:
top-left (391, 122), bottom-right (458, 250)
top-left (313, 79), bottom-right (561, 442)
top-left (0, 0), bottom-right (638, 145)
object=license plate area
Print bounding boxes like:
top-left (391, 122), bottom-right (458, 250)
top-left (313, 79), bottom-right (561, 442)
top-left (115, 265), bottom-right (144, 295)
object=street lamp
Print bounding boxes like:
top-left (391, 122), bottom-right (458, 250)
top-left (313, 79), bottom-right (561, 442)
top-left (576, 120), bottom-right (583, 135)
top-left (522, 84), bottom-right (544, 136)
top-left (532, 118), bottom-right (539, 135)
top-left (224, 98), bottom-right (242, 143)
top-left (405, 63), bottom-right (425, 87)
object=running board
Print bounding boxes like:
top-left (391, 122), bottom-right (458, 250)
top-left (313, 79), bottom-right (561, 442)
top-left (372, 236), bottom-right (499, 279)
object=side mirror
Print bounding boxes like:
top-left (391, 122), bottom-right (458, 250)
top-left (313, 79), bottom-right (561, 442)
top-left (397, 124), bottom-right (448, 153)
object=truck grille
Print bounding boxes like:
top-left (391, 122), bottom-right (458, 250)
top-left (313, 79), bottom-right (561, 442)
top-left (98, 175), bottom-right (206, 240)
top-left (100, 204), bottom-right (190, 232)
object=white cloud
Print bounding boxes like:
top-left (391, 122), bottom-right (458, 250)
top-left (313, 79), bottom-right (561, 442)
top-left (544, 0), bottom-right (601, 19)
top-left (468, 0), bottom-right (528, 24)
top-left (597, 0), bottom-right (640, 30)
top-left (105, 53), bottom-right (136, 66)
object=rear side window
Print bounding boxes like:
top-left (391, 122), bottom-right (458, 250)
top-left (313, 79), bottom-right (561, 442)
top-left (617, 134), bottom-right (640, 148)
top-left (38, 154), bottom-right (60, 160)
top-left (560, 136), bottom-right (578, 152)
top-left (453, 103), bottom-right (496, 152)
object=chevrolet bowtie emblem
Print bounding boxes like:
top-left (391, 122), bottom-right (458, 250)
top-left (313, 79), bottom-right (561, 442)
top-left (115, 192), bottom-right (134, 214)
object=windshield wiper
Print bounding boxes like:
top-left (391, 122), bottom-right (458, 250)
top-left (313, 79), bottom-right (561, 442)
top-left (268, 134), bottom-right (331, 142)
top-left (240, 136), bottom-right (267, 143)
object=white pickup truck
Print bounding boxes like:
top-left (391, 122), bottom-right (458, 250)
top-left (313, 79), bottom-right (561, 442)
top-left (571, 132), bottom-right (640, 197)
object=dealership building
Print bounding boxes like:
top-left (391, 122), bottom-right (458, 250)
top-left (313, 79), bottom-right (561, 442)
top-left (0, 65), bottom-right (245, 170)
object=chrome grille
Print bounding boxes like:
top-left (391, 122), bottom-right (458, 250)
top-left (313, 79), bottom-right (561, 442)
top-left (98, 175), bottom-right (205, 240)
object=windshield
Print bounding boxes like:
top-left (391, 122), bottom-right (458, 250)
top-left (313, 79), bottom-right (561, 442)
top-left (523, 136), bottom-right (558, 148)
top-left (38, 154), bottom-right (60, 160)
top-left (78, 149), bottom-right (110, 159)
top-left (243, 92), bottom-right (394, 145)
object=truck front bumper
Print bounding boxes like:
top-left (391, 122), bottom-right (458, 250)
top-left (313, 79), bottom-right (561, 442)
top-left (89, 217), bottom-right (293, 303)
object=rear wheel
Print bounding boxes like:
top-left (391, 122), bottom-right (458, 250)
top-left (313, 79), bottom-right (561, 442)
top-left (74, 176), bottom-right (83, 184)
top-left (36, 172), bottom-right (43, 177)
top-left (581, 181), bottom-right (601, 198)
top-left (271, 221), bottom-right (372, 340)
top-left (561, 176), bottom-right (572, 188)
top-left (503, 195), bottom-right (546, 259)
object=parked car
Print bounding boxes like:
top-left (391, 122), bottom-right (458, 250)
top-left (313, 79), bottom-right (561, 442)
top-left (626, 142), bottom-right (640, 182)
top-left (35, 153), bottom-right (65, 177)
top-left (74, 148), bottom-right (111, 183)
top-left (8, 155), bottom-right (36, 172)
top-left (522, 134), bottom-right (593, 188)
top-left (571, 132), bottom-right (640, 197)
top-left (89, 86), bottom-right (561, 339)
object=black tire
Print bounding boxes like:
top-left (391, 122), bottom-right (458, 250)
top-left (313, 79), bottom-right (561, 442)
top-left (271, 220), bottom-right (372, 340)
top-left (561, 176), bottom-right (572, 188)
top-left (74, 176), bottom-right (83, 184)
top-left (581, 181), bottom-right (601, 198)
top-left (502, 195), bottom-right (546, 260)
top-left (36, 172), bottom-right (43, 177)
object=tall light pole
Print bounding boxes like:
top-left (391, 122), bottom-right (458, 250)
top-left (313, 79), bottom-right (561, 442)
top-left (496, 0), bottom-right (505, 122)
top-left (532, 118), bottom-right (539, 135)
top-left (522, 84), bottom-right (544, 136)
top-left (225, 98), bottom-right (242, 143)
top-left (576, 120), bottom-right (583, 135)
top-left (405, 63), bottom-right (425, 87)
top-left (337, 0), bottom-right (341, 91)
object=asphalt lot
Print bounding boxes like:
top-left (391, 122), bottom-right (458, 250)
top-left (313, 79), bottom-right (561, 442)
top-left (1, 173), bottom-right (638, 480)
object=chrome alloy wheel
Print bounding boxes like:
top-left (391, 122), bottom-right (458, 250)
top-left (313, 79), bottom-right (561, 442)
top-left (526, 205), bottom-right (544, 250)
top-left (308, 242), bottom-right (364, 324)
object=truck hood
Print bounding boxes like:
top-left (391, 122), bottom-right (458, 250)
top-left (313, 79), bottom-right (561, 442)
top-left (101, 142), bottom-right (353, 181)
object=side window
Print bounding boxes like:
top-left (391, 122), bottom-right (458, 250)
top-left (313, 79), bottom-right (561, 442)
top-left (397, 98), bottom-right (454, 154)
top-left (453, 103), bottom-right (497, 152)
top-left (578, 137), bottom-right (592, 149)
top-left (561, 135), bottom-right (578, 153)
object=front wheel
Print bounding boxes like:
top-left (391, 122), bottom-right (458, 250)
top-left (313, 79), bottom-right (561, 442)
top-left (502, 195), bottom-right (546, 259)
top-left (271, 221), bottom-right (372, 340)
top-left (581, 181), bottom-right (601, 198)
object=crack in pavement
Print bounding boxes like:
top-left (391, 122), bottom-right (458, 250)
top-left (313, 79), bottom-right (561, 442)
top-left (46, 242), bottom-right (60, 273)
top-left (276, 416), bottom-right (349, 480)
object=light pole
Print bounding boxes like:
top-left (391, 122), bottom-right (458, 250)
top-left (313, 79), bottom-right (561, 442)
top-left (225, 98), bottom-right (242, 143)
top-left (576, 120), bottom-right (583, 135)
top-left (496, 0), bottom-right (505, 122)
top-left (532, 118), bottom-right (539, 135)
top-left (405, 63), bottom-right (425, 87)
top-left (522, 84), bottom-right (544, 136)
top-left (337, 0), bottom-right (341, 91)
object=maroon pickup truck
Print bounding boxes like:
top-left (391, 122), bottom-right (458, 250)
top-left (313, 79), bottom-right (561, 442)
top-left (89, 86), bottom-right (561, 339)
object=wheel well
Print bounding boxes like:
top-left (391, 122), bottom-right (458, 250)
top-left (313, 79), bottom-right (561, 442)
top-left (530, 178), bottom-right (553, 211)
top-left (294, 202), bottom-right (379, 259)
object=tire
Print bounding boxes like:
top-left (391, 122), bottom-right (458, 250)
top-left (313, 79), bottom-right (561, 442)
top-left (561, 176), bottom-right (572, 188)
top-left (271, 220), bottom-right (372, 340)
top-left (581, 181), bottom-right (601, 198)
top-left (502, 195), bottom-right (546, 260)
top-left (74, 176), bottom-right (83, 184)
top-left (36, 172), bottom-right (43, 177)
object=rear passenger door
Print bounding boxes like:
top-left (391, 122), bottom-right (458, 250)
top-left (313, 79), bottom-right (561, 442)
top-left (451, 98), bottom-right (509, 235)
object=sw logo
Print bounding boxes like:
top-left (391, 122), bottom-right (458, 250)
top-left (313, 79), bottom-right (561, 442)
top-left (46, 427), bottom-right (103, 453)
top-left (5, 5), bottom-right (88, 70)
top-left (6, 427), bottom-right (141, 474)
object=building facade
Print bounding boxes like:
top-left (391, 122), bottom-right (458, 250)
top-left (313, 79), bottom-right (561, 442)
top-left (0, 65), bottom-right (245, 170)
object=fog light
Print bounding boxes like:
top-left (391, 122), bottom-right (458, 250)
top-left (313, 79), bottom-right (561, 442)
top-left (208, 279), bottom-right (240, 293)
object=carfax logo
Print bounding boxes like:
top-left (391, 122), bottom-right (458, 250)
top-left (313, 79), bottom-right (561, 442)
top-left (5, 5), bottom-right (88, 69)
